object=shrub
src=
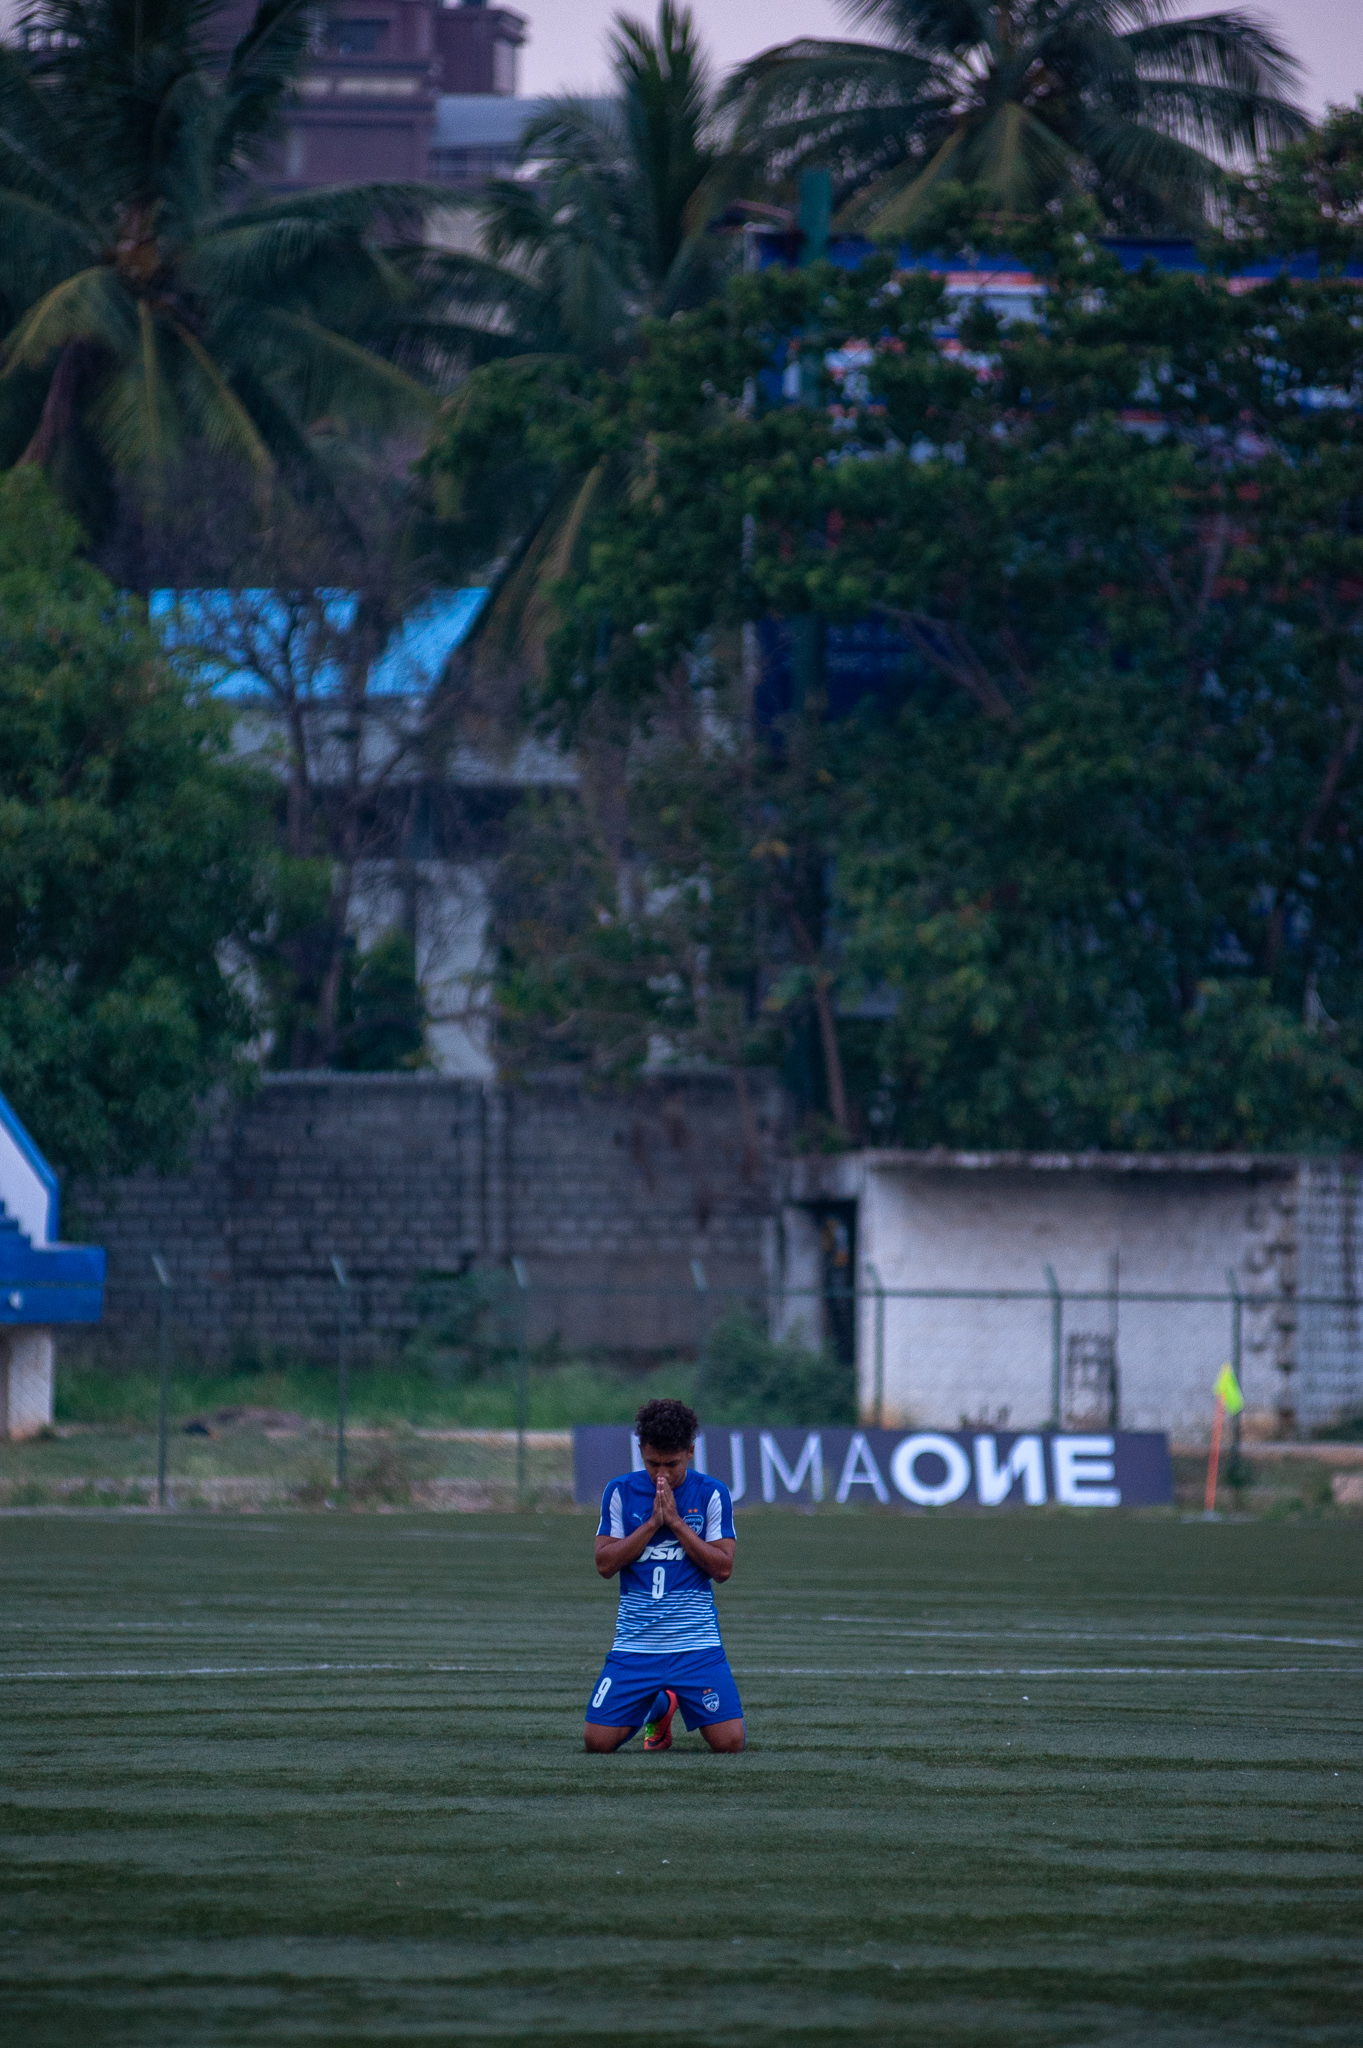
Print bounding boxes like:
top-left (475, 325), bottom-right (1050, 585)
top-left (695, 1313), bottom-right (855, 1427)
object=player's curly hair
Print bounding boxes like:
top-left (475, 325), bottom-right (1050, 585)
top-left (634, 1397), bottom-right (698, 1453)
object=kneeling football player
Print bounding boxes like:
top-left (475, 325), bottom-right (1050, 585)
top-left (584, 1397), bottom-right (744, 1754)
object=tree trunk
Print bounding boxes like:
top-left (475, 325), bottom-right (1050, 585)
top-left (786, 905), bottom-right (852, 1140)
top-left (314, 610), bottom-right (382, 1066)
top-left (284, 699), bottom-right (311, 860)
top-left (314, 861), bottom-right (356, 1066)
top-left (18, 342), bottom-right (98, 469)
top-left (280, 685), bottom-right (319, 1067)
top-left (811, 975), bottom-right (851, 1138)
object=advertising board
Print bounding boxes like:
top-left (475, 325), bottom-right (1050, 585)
top-left (573, 1426), bottom-right (1173, 1511)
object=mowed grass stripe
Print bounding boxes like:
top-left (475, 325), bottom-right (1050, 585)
top-left (5, 1654), bottom-right (1350, 1671)
top-left (1, 1511), bottom-right (1359, 2045)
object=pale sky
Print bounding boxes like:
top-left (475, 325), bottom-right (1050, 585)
top-left (0, 0), bottom-right (1352, 114)
top-left (518, 0), bottom-right (1363, 117)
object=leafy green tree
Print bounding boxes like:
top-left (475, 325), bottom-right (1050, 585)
top-left (1217, 95), bottom-right (1363, 269)
top-left (335, 927), bottom-right (428, 1072)
top-left (0, 469), bottom-right (266, 1175)
top-left (0, 0), bottom-right (442, 534)
top-left (726, 0), bottom-right (1307, 233)
top-left (419, 354), bottom-right (606, 682)
top-left (419, 3), bottom-right (759, 680)
top-left (457, 220), bottom-right (1363, 1150)
top-left (490, 717), bottom-right (838, 1142)
top-left (824, 252), bottom-right (1363, 1146)
top-left (696, 1310), bottom-right (856, 1425)
top-left (156, 541), bottom-right (448, 1071)
top-left (475, 269), bottom-right (888, 1135)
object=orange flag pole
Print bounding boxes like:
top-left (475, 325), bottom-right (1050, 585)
top-left (1204, 1393), bottom-right (1226, 1514)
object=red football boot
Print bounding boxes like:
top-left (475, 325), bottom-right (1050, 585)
top-left (642, 1690), bottom-right (678, 1751)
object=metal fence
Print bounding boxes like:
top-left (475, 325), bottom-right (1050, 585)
top-left (51, 1254), bottom-right (1361, 1508)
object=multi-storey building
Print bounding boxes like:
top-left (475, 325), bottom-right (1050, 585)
top-left (212, 0), bottom-right (534, 191)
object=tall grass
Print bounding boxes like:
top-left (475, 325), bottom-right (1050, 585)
top-left (57, 1309), bottom-right (854, 1431)
top-left (55, 1357), bottom-right (703, 1431)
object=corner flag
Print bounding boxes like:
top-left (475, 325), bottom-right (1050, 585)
top-left (1213, 1364), bottom-right (1244, 1415)
top-left (1204, 1364), bottom-right (1243, 1512)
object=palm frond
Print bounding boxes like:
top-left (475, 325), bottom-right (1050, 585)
top-left (137, 301), bottom-right (167, 472)
top-left (170, 319), bottom-right (276, 477)
top-left (1081, 105), bottom-right (1230, 215)
top-left (838, 123), bottom-right (966, 231)
top-left (740, 0), bottom-right (1313, 230)
top-left (0, 0), bottom-right (454, 520)
top-left (966, 99), bottom-right (1082, 212)
top-left (251, 308), bottom-right (437, 427)
top-left (834, 0), bottom-right (996, 55)
top-left (222, 181), bottom-right (454, 239)
top-left (2, 266), bottom-right (132, 369)
top-left (92, 302), bottom-right (179, 473)
top-left (1134, 79), bottom-right (1310, 158)
top-left (519, 95), bottom-right (628, 169)
top-left (465, 461), bottom-right (613, 684)
top-left (217, 0), bottom-right (314, 162)
top-left (0, 51), bottom-right (99, 222)
top-left (724, 39), bottom-right (938, 118)
top-left (1121, 9), bottom-right (1303, 95)
top-left (189, 213), bottom-right (360, 295)
top-left (0, 190), bottom-right (101, 305)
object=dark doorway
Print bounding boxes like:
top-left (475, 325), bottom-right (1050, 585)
top-left (811, 1201), bottom-right (857, 1369)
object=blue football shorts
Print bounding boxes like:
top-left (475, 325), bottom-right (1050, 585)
top-left (584, 1649), bottom-right (744, 1730)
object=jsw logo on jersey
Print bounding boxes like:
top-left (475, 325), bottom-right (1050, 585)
top-left (640, 1540), bottom-right (686, 1561)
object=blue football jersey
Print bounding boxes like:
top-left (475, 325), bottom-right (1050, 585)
top-left (598, 1467), bottom-right (736, 1654)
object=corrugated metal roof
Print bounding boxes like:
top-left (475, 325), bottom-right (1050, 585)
top-left (854, 1149), bottom-right (1304, 1174)
top-left (149, 588), bottom-right (488, 698)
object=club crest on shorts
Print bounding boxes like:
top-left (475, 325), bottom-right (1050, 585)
top-left (702, 1688), bottom-right (720, 1713)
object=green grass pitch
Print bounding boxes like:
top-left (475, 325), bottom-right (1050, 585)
top-left (1, 1508), bottom-right (1360, 2046)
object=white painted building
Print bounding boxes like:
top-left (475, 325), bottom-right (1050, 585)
top-left (151, 588), bottom-right (577, 1078)
top-left (0, 1095), bottom-right (105, 1438)
top-left (774, 1151), bottom-right (1363, 1444)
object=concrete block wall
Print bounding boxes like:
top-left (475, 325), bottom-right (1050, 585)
top-left (69, 1070), bottom-right (787, 1364)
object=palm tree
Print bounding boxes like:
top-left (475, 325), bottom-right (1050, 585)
top-left (442, 1), bottom-right (752, 367)
top-left (0, 0), bottom-right (450, 526)
top-left (430, 3), bottom-right (752, 681)
top-left (726, 0), bottom-right (1309, 235)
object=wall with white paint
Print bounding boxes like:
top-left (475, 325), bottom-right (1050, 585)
top-left (779, 1153), bottom-right (1338, 1442)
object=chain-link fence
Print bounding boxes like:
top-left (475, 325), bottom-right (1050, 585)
top-left (34, 1256), bottom-right (1360, 1508)
top-left (857, 1278), bottom-right (1268, 1438)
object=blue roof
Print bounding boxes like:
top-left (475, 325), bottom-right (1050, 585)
top-left (760, 234), bottom-right (1363, 286)
top-left (149, 588), bottom-right (490, 700)
top-left (0, 1091), bottom-right (104, 1325)
top-left (0, 1210), bottom-right (106, 1325)
top-left (369, 589), bottom-right (490, 693)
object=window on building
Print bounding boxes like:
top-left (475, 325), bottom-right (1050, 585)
top-left (325, 17), bottom-right (388, 54)
top-left (492, 35), bottom-right (517, 94)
